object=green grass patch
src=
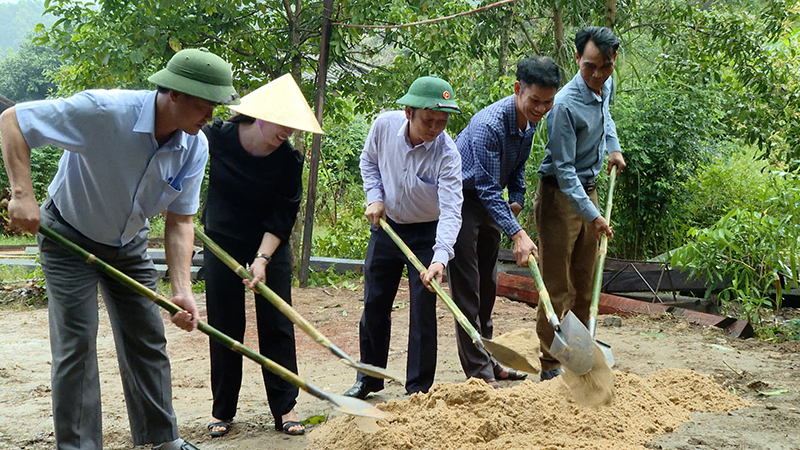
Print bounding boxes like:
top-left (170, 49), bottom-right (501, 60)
top-left (0, 235), bottom-right (37, 246)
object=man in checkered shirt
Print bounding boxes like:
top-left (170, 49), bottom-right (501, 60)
top-left (448, 56), bottom-right (561, 386)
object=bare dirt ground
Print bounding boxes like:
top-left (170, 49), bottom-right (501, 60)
top-left (1, 280), bottom-right (798, 450)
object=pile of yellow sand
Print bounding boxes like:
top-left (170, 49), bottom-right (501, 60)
top-left (311, 369), bottom-right (749, 450)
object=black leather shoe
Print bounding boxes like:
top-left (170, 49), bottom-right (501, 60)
top-left (540, 368), bottom-right (564, 381)
top-left (343, 381), bottom-right (382, 399)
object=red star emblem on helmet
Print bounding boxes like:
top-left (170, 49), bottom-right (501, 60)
top-left (442, 91), bottom-right (451, 100)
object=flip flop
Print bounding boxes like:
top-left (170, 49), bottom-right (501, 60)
top-left (208, 420), bottom-right (231, 438)
top-left (276, 420), bottom-right (306, 436)
top-left (494, 364), bottom-right (528, 381)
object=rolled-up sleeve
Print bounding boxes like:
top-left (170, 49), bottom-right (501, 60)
top-left (360, 120), bottom-right (384, 205)
top-left (433, 149), bottom-right (463, 265)
top-left (546, 103), bottom-right (601, 223)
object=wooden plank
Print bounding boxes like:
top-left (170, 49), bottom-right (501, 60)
top-left (496, 272), bottom-right (753, 338)
top-left (500, 265), bottom-right (718, 293)
top-left (309, 256), bottom-right (365, 274)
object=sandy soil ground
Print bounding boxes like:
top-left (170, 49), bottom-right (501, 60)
top-left (0, 280), bottom-right (798, 449)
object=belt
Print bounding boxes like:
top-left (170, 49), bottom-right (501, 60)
top-left (540, 175), bottom-right (596, 194)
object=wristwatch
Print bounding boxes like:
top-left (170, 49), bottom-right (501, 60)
top-left (255, 253), bottom-right (272, 264)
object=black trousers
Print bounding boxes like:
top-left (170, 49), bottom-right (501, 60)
top-left (446, 192), bottom-right (503, 381)
top-left (357, 218), bottom-right (438, 394)
top-left (204, 231), bottom-right (299, 423)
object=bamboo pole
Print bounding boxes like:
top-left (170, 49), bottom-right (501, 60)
top-left (194, 226), bottom-right (401, 381)
top-left (377, 218), bottom-right (484, 346)
top-left (36, 224), bottom-right (386, 418)
top-left (589, 166), bottom-right (618, 336)
top-left (377, 218), bottom-right (538, 373)
top-left (526, 254), bottom-right (560, 330)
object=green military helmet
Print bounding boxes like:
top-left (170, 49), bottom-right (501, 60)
top-left (397, 76), bottom-right (461, 114)
top-left (148, 48), bottom-right (240, 105)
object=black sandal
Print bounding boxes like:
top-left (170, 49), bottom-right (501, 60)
top-left (208, 420), bottom-right (231, 438)
top-left (493, 364), bottom-right (528, 381)
top-left (275, 419), bottom-right (306, 436)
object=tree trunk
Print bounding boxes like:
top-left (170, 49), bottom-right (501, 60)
top-left (553, 4), bottom-right (569, 85)
top-left (498, 10), bottom-right (510, 78)
top-left (287, 0), bottom-right (304, 270)
top-left (605, 0), bottom-right (617, 31)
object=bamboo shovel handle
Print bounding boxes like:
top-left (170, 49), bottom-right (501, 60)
top-left (589, 166), bottom-right (618, 335)
top-left (37, 224), bottom-right (310, 391)
top-left (378, 218), bottom-right (484, 346)
top-left (193, 227), bottom-right (332, 349)
top-left (526, 255), bottom-right (560, 329)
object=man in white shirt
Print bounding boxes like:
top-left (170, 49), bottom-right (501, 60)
top-left (344, 76), bottom-right (463, 399)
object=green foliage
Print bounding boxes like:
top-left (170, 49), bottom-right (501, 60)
top-left (671, 205), bottom-right (800, 325)
top-left (147, 214), bottom-right (166, 239)
top-left (302, 266), bottom-right (364, 288)
top-left (0, 38), bottom-right (61, 102)
top-left (0, 0), bottom-right (55, 56)
top-left (0, 144), bottom-right (62, 197)
top-left (0, 135), bottom-right (62, 237)
top-left (611, 78), bottom-right (728, 258)
top-left (0, 264), bottom-right (47, 309)
top-left (758, 323), bottom-right (800, 341)
top-left (191, 279), bottom-right (205, 293)
top-left (312, 215), bottom-right (371, 260)
top-left (37, 0), bottom-right (330, 94)
top-left (315, 110), bottom-right (370, 226)
top-left (0, 234), bottom-right (36, 245)
top-left (676, 148), bottom-right (786, 234)
top-left (637, 0), bottom-right (800, 163)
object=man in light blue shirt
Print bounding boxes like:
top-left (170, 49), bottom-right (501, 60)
top-left (344, 76), bottom-right (463, 400)
top-left (1, 48), bottom-right (239, 450)
top-left (535, 26), bottom-right (627, 381)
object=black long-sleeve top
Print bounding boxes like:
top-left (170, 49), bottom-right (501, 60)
top-left (202, 117), bottom-right (303, 244)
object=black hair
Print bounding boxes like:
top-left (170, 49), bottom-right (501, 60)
top-left (229, 113), bottom-right (256, 123)
top-left (575, 26), bottom-right (619, 60)
top-left (156, 86), bottom-right (171, 95)
top-left (515, 56), bottom-right (561, 90)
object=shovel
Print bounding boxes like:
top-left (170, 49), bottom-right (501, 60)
top-left (526, 254), bottom-right (595, 375)
top-left (37, 224), bottom-right (388, 420)
top-left (194, 226), bottom-right (402, 383)
top-left (378, 218), bottom-right (538, 373)
top-left (588, 166), bottom-right (618, 367)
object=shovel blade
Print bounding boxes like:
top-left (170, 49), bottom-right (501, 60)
top-left (483, 339), bottom-right (538, 374)
top-left (341, 359), bottom-right (405, 382)
top-left (325, 392), bottom-right (390, 419)
top-left (550, 311), bottom-right (595, 375)
top-left (596, 339), bottom-right (615, 367)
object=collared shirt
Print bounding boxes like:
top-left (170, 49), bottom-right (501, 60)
top-left (16, 89), bottom-right (208, 246)
top-left (538, 72), bottom-right (622, 223)
top-left (456, 94), bottom-right (537, 237)
top-left (360, 110), bottom-right (463, 265)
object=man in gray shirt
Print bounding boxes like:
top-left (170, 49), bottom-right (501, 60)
top-left (535, 26), bottom-right (627, 381)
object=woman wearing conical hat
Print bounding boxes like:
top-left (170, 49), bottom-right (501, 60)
top-left (201, 74), bottom-right (322, 438)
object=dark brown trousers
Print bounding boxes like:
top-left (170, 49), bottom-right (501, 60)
top-left (534, 180), bottom-right (599, 371)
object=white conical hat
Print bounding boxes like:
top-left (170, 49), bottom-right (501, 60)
top-left (229, 74), bottom-right (323, 134)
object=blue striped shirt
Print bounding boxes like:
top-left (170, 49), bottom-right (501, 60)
top-left (455, 95), bottom-right (536, 237)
